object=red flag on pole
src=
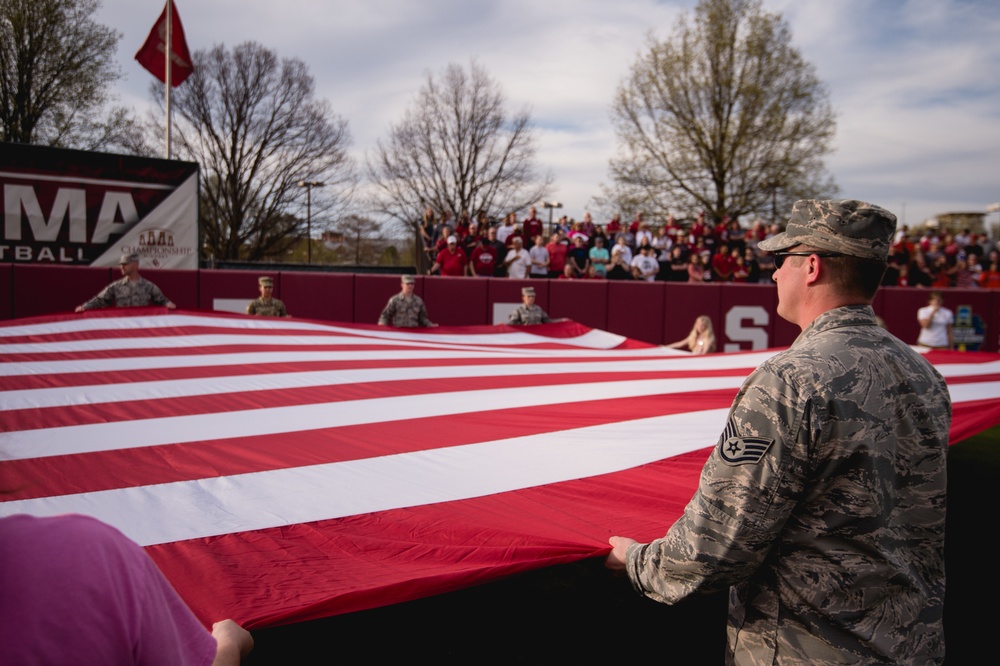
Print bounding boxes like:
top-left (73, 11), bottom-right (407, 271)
top-left (135, 0), bottom-right (193, 87)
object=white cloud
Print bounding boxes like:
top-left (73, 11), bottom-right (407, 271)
top-left (96, 0), bottom-right (999, 227)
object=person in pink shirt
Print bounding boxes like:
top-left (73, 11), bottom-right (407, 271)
top-left (0, 513), bottom-right (253, 666)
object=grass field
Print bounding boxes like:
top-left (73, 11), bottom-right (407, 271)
top-left (245, 427), bottom-right (999, 664)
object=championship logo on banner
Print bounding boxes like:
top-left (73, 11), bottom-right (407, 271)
top-left (0, 144), bottom-right (199, 269)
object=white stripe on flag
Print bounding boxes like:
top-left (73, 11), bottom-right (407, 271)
top-left (0, 313), bottom-right (632, 349)
top-left (0, 408), bottom-right (729, 546)
top-left (0, 377), bottom-right (744, 459)
top-left (2, 359), bottom-right (754, 411)
top-left (0, 341), bottom-right (778, 376)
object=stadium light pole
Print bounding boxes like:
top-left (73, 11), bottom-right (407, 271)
top-left (298, 181), bottom-right (325, 264)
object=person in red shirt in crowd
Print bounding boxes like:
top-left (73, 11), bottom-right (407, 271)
top-left (581, 211), bottom-right (597, 237)
top-left (429, 235), bottom-right (468, 276)
top-left (546, 232), bottom-right (569, 279)
top-left (929, 255), bottom-right (952, 288)
top-left (711, 242), bottom-right (734, 282)
top-left (504, 223), bottom-right (525, 249)
top-left (942, 233), bottom-right (960, 260)
top-left (664, 214), bottom-right (682, 245)
top-left (453, 210), bottom-right (472, 240)
top-left (713, 214), bottom-right (730, 245)
top-left (523, 206), bottom-right (544, 241)
top-left (690, 210), bottom-right (708, 240)
top-left (606, 212), bottom-right (622, 238)
top-left (469, 230), bottom-right (499, 277)
top-left (979, 250), bottom-right (1000, 288)
top-left (629, 211), bottom-right (644, 234)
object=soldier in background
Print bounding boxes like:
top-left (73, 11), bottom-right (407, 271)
top-left (378, 275), bottom-right (436, 328)
top-left (507, 287), bottom-right (559, 325)
top-left (246, 276), bottom-right (290, 317)
top-left (607, 200), bottom-right (951, 664)
top-left (75, 253), bottom-right (176, 312)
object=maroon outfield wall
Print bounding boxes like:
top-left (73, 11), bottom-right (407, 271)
top-left (1, 264), bottom-right (997, 352)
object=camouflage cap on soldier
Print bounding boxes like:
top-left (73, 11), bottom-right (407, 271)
top-left (758, 199), bottom-right (896, 261)
top-left (401, 275), bottom-right (416, 284)
top-left (119, 253), bottom-right (139, 265)
top-left (521, 287), bottom-right (535, 297)
top-left (258, 276), bottom-right (274, 286)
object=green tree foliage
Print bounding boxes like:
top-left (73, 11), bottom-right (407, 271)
top-left (160, 41), bottom-right (356, 261)
top-left (606, 0), bottom-right (838, 223)
top-left (0, 0), bottom-right (138, 150)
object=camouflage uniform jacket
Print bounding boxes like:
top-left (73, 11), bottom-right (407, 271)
top-left (82, 277), bottom-right (170, 310)
top-left (378, 293), bottom-right (433, 327)
top-left (247, 297), bottom-right (287, 317)
top-left (508, 304), bottom-right (551, 325)
top-left (625, 304), bottom-right (951, 665)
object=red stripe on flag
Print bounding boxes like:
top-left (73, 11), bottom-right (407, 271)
top-left (3, 310), bottom-right (1000, 631)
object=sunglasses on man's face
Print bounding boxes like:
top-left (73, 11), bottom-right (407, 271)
top-left (773, 251), bottom-right (841, 269)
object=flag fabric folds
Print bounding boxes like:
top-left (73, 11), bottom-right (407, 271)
top-left (135, 0), bottom-right (194, 87)
top-left (2, 310), bottom-right (999, 629)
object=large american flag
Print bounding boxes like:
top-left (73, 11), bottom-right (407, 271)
top-left (2, 309), bottom-right (999, 629)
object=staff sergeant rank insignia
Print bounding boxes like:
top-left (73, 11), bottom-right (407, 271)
top-left (718, 418), bottom-right (773, 465)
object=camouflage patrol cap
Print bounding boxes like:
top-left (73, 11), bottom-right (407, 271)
top-left (522, 287), bottom-right (535, 296)
top-left (119, 253), bottom-right (139, 265)
top-left (401, 275), bottom-right (416, 284)
top-left (758, 199), bottom-right (896, 261)
top-left (258, 276), bottom-right (274, 286)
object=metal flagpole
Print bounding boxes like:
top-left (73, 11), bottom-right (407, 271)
top-left (165, 1), bottom-right (172, 160)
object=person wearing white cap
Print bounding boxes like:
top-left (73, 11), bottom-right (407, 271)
top-left (429, 235), bottom-right (468, 277)
top-left (75, 253), bottom-right (176, 312)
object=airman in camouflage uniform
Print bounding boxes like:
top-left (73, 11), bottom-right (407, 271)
top-left (246, 276), bottom-right (289, 317)
top-left (608, 200), bottom-right (951, 665)
top-left (378, 275), bottom-right (436, 328)
top-left (76, 254), bottom-right (176, 312)
top-left (507, 287), bottom-right (552, 325)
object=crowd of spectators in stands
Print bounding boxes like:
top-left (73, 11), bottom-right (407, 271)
top-left (420, 205), bottom-right (1000, 289)
top-left (883, 226), bottom-right (1000, 289)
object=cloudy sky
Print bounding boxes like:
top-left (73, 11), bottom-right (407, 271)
top-left (97, 0), bottom-right (999, 229)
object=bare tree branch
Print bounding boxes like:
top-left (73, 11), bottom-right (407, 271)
top-left (366, 60), bottom-right (553, 245)
top-left (151, 41), bottom-right (357, 261)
